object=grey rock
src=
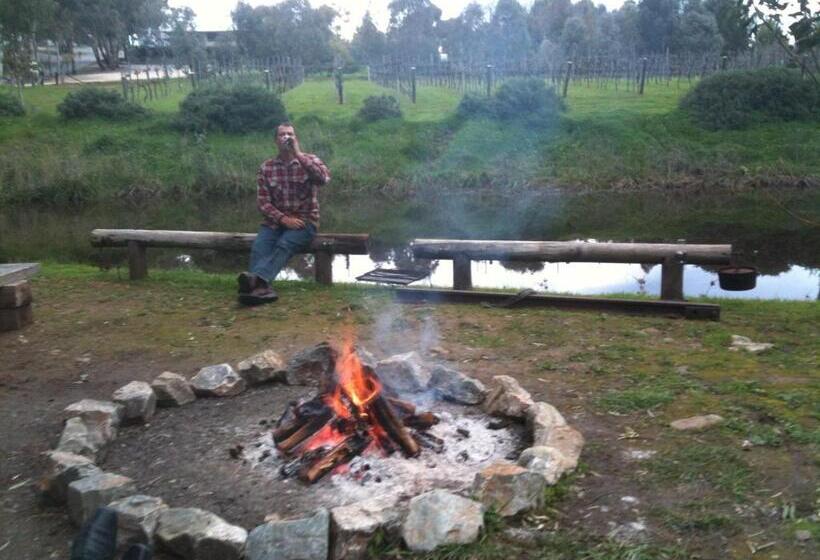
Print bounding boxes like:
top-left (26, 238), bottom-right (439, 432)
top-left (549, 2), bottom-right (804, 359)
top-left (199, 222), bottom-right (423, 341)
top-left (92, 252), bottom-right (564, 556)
top-left (482, 375), bottom-right (534, 419)
top-left (517, 446), bottom-right (570, 485)
top-left (237, 350), bottom-right (287, 385)
top-left (428, 365), bottom-right (488, 405)
top-left (730, 335), bottom-right (774, 354)
top-left (190, 363), bottom-right (246, 397)
top-left (795, 529), bottom-right (812, 542)
top-left (285, 342), bottom-right (337, 388)
top-left (56, 416), bottom-right (117, 461)
top-left (156, 508), bottom-right (247, 560)
top-left (246, 509), bottom-right (329, 560)
top-left (64, 399), bottom-right (124, 427)
top-left (40, 451), bottom-right (102, 504)
top-left (112, 381), bottom-right (157, 423)
top-left (108, 495), bottom-right (168, 551)
top-left (375, 352), bottom-right (430, 395)
top-left (331, 495), bottom-right (404, 560)
top-left (526, 402), bottom-right (567, 446)
top-left (401, 490), bottom-right (484, 552)
top-left (542, 425), bottom-right (584, 472)
top-left (151, 372), bottom-right (196, 407)
top-left (670, 414), bottom-right (724, 431)
top-left (67, 472), bottom-right (137, 526)
top-left (472, 462), bottom-right (546, 517)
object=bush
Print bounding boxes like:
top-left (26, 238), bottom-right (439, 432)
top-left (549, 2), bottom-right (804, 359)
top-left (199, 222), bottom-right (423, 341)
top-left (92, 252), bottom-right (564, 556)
top-left (176, 85), bottom-right (288, 133)
top-left (0, 90), bottom-right (25, 116)
top-left (680, 68), bottom-right (820, 130)
top-left (457, 78), bottom-right (565, 126)
top-left (358, 94), bottom-right (402, 122)
top-left (57, 87), bottom-right (146, 120)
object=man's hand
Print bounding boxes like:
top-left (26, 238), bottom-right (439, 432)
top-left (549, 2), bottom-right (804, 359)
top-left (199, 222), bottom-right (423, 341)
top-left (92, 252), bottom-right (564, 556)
top-left (280, 215), bottom-right (305, 229)
top-left (289, 135), bottom-right (302, 157)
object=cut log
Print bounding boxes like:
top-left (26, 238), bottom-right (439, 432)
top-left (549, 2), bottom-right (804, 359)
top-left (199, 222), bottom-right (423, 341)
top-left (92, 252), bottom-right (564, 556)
top-left (298, 434), bottom-right (371, 484)
top-left (403, 412), bottom-right (440, 430)
top-left (276, 411), bottom-right (334, 454)
top-left (386, 397), bottom-right (416, 417)
top-left (369, 396), bottom-right (420, 458)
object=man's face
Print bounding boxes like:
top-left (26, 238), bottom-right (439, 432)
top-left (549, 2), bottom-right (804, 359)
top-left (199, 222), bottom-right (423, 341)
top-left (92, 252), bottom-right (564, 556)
top-left (276, 125), bottom-right (295, 150)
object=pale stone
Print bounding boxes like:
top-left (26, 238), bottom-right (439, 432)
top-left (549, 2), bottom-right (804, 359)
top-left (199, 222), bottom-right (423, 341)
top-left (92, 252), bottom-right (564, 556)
top-left (67, 472), bottom-right (137, 526)
top-left (482, 375), bottom-right (534, 419)
top-left (331, 495), bottom-right (403, 560)
top-left (527, 402), bottom-right (567, 446)
top-left (285, 342), bottom-right (337, 388)
top-left (40, 451), bottom-right (102, 504)
top-left (108, 494), bottom-right (168, 551)
top-left (190, 364), bottom-right (246, 397)
top-left (730, 335), bottom-right (774, 354)
top-left (518, 446), bottom-right (570, 485)
top-left (401, 490), bottom-right (484, 552)
top-left (57, 416), bottom-right (116, 461)
top-left (543, 425), bottom-right (584, 472)
top-left (151, 371), bottom-right (196, 407)
top-left (246, 509), bottom-right (328, 560)
top-left (376, 352), bottom-right (431, 395)
top-left (237, 350), bottom-right (287, 385)
top-left (670, 414), bottom-right (724, 431)
top-left (156, 508), bottom-right (247, 560)
top-left (428, 365), bottom-right (488, 405)
top-left (472, 462), bottom-right (546, 516)
top-left (795, 530), bottom-right (812, 542)
top-left (64, 399), bottom-right (124, 427)
top-left (112, 381), bottom-right (157, 423)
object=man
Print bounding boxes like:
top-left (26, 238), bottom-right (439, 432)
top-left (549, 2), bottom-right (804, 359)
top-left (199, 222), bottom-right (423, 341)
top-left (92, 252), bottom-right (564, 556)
top-left (237, 123), bottom-right (331, 305)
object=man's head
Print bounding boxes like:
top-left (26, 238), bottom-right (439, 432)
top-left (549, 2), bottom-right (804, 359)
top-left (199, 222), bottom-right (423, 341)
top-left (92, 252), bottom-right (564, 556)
top-left (276, 123), bottom-right (296, 152)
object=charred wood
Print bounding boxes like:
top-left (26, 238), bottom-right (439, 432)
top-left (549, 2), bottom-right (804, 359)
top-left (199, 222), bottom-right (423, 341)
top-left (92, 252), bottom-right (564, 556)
top-left (276, 410), bottom-right (334, 454)
top-left (412, 430), bottom-right (445, 454)
top-left (298, 434), bottom-right (371, 484)
top-left (369, 395), bottom-right (420, 458)
top-left (403, 412), bottom-right (440, 430)
top-left (386, 397), bottom-right (416, 417)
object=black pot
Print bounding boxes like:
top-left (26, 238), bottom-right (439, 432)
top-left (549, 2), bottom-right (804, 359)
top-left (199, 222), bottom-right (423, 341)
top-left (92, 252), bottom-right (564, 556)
top-left (718, 266), bottom-right (758, 291)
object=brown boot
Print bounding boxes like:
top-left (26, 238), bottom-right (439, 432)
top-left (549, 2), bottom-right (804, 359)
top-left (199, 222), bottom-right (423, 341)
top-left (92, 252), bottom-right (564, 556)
top-left (237, 272), bottom-right (257, 294)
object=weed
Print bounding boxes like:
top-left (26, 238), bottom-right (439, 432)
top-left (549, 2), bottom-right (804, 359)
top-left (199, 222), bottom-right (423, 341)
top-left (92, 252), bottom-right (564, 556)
top-left (598, 387), bottom-right (675, 413)
top-left (646, 445), bottom-right (752, 499)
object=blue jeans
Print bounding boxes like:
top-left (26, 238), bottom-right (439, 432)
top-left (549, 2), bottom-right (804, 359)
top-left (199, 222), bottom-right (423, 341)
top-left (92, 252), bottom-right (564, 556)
top-left (249, 223), bottom-right (316, 283)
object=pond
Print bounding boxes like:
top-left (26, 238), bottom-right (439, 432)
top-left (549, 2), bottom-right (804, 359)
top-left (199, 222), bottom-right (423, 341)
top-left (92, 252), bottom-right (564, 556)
top-left (1, 188), bottom-right (818, 300)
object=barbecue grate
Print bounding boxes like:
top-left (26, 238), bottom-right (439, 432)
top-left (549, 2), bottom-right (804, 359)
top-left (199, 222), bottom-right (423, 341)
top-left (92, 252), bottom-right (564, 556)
top-left (356, 268), bottom-right (431, 286)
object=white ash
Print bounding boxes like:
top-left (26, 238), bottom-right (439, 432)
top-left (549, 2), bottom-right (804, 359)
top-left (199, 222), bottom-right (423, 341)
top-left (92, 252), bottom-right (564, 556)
top-left (243, 408), bottom-right (521, 509)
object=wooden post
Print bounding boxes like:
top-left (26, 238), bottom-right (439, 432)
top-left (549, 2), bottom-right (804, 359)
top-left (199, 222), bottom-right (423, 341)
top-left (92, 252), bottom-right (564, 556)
top-left (121, 76), bottom-right (128, 99)
top-left (562, 61), bottom-right (573, 98)
top-left (127, 241), bottom-right (148, 280)
top-left (314, 251), bottom-right (333, 286)
top-left (335, 68), bottom-right (343, 104)
top-left (638, 57), bottom-right (648, 95)
top-left (660, 253), bottom-right (685, 301)
top-left (366, 65), bottom-right (371, 81)
top-left (410, 66), bottom-right (416, 103)
top-left (485, 64), bottom-right (493, 97)
top-left (453, 254), bottom-right (472, 290)
top-left (721, 55), bottom-right (728, 71)
top-left (264, 69), bottom-right (271, 90)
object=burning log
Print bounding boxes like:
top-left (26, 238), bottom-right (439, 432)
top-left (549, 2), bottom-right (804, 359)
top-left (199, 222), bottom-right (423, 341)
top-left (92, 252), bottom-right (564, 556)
top-left (298, 434), bottom-right (371, 484)
top-left (386, 397), bottom-right (416, 417)
top-left (412, 430), bottom-right (445, 454)
top-left (276, 410), bottom-right (334, 454)
top-left (403, 412), bottom-right (440, 430)
top-left (369, 396), bottom-right (420, 458)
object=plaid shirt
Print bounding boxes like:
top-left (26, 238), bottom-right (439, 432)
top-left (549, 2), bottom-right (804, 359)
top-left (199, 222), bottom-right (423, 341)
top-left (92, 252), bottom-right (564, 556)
top-left (256, 153), bottom-right (330, 227)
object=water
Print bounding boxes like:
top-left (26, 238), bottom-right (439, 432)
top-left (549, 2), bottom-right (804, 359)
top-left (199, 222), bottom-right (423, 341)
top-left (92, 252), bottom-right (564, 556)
top-left (1, 188), bottom-right (818, 300)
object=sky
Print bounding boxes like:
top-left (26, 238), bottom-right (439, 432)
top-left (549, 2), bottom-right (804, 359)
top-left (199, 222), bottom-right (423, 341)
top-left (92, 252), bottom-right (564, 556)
top-left (168, 0), bottom-right (627, 39)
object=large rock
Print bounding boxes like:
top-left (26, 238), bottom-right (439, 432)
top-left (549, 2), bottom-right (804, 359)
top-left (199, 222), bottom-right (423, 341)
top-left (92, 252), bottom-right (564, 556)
top-left (67, 472), bottom-right (137, 526)
top-left (285, 342), bottom-right (337, 388)
top-left (64, 399), bottom-right (124, 428)
top-left (237, 350), bottom-right (287, 385)
top-left (246, 509), bottom-right (329, 560)
top-left (156, 508), bottom-right (247, 560)
top-left (57, 416), bottom-right (117, 460)
top-left (527, 402), bottom-right (567, 446)
top-left (401, 490), bottom-right (484, 552)
top-left (331, 495), bottom-right (403, 560)
top-left (517, 446), bottom-right (570, 485)
top-left (472, 462), bottom-right (546, 517)
top-left (730, 335), bottom-right (773, 354)
top-left (112, 381), bottom-right (157, 423)
top-left (428, 365), bottom-right (488, 405)
top-left (190, 364), bottom-right (246, 397)
top-left (151, 372), bottom-right (196, 407)
top-left (670, 414), bottom-right (724, 431)
top-left (40, 451), bottom-right (102, 504)
top-left (375, 352), bottom-right (431, 395)
top-left (108, 494), bottom-right (168, 552)
top-left (482, 375), bottom-right (534, 419)
top-left (543, 425), bottom-right (584, 472)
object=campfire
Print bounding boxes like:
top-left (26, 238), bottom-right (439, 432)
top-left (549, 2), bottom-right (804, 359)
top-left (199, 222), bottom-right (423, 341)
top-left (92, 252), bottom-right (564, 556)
top-left (272, 341), bottom-right (442, 484)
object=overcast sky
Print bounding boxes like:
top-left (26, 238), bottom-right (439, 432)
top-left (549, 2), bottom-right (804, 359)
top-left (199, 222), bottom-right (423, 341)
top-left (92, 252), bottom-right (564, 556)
top-left (168, 1), bottom-right (627, 39)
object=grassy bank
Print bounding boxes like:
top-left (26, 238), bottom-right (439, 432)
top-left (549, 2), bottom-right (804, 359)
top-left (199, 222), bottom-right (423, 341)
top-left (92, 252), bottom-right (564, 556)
top-left (2, 264), bottom-right (817, 558)
top-left (0, 77), bottom-right (818, 205)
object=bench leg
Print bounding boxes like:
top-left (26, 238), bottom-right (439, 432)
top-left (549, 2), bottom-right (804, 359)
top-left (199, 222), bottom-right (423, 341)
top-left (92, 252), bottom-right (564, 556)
top-left (661, 256), bottom-right (684, 301)
top-left (453, 255), bottom-right (472, 291)
top-left (128, 241), bottom-right (148, 280)
top-left (315, 251), bottom-right (333, 286)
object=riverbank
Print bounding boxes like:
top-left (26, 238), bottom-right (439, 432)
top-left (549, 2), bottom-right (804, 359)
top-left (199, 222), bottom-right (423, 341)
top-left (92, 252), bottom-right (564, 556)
top-left (1, 77), bottom-right (818, 205)
top-left (0, 265), bottom-right (817, 559)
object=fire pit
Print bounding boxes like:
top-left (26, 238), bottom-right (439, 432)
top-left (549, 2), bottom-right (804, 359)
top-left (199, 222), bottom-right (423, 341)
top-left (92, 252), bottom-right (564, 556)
top-left (41, 339), bottom-right (584, 559)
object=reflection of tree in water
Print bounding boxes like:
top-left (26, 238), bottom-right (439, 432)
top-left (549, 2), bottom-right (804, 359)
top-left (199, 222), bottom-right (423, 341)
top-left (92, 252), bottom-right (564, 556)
top-left (499, 260), bottom-right (545, 273)
top-left (367, 242), bottom-right (439, 276)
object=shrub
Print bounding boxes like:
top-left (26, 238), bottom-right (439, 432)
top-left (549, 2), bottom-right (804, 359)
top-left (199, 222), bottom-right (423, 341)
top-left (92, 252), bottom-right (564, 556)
top-left (358, 94), bottom-right (402, 122)
top-left (0, 90), bottom-right (25, 116)
top-left (177, 85), bottom-right (288, 133)
top-left (457, 78), bottom-right (565, 126)
top-left (680, 68), bottom-right (820, 130)
top-left (456, 92), bottom-right (493, 118)
top-left (57, 87), bottom-right (146, 120)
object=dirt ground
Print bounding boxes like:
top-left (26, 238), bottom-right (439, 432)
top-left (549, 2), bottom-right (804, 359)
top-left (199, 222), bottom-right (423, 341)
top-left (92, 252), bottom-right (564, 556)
top-left (1, 270), bottom-right (817, 559)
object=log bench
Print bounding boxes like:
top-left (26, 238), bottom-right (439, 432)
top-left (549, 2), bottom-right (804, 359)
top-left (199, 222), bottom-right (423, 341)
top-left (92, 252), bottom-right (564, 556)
top-left (0, 263), bottom-right (40, 331)
top-left (90, 229), bottom-right (369, 286)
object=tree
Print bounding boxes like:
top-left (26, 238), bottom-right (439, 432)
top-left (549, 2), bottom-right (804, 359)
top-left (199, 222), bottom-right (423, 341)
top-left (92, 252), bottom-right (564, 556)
top-left (613, 1), bottom-right (641, 53)
top-left (0, 0), bottom-right (56, 100)
top-left (751, 0), bottom-right (819, 84)
top-left (165, 6), bottom-right (204, 68)
top-left (528, 0), bottom-right (573, 45)
top-left (351, 11), bottom-right (387, 64)
top-left (677, 0), bottom-right (723, 53)
top-left (386, 0), bottom-right (441, 62)
top-left (637, 0), bottom-right (680, 52)
top-left (488, 0), bottom-right (531, 64)
top-left (439, 3), bottom-right (487, 63)
top-left (705, 0), bottom-right (753, 53)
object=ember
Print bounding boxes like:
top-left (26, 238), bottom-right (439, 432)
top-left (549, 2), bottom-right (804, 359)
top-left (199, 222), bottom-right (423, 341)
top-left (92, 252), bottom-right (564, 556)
top-left (272, 341), bottom-right (439, 484)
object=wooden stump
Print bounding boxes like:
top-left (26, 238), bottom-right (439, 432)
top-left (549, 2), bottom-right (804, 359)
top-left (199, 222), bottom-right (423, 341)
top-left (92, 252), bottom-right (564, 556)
top-left (0, 281), bottom-right (34, 331)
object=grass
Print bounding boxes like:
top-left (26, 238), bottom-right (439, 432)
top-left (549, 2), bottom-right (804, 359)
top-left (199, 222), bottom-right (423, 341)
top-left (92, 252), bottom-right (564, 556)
top-left (1, 75), bottom-right (818, 205)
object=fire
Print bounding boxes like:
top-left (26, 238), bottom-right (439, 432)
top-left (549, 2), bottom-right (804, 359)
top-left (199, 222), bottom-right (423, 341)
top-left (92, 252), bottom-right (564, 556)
top-left (333, 340), bottom-right (381, 409)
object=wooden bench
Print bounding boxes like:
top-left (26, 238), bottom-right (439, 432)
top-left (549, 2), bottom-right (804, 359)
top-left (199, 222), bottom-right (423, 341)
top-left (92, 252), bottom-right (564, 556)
top-left (0, 263), bottom-right (40, 331)
top-left (90, 229), bottom-right (369, 286)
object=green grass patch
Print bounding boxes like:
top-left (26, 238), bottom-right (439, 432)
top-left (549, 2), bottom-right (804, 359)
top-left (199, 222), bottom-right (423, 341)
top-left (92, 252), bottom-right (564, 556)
top-left (647, 445), bottom-right (753, 499)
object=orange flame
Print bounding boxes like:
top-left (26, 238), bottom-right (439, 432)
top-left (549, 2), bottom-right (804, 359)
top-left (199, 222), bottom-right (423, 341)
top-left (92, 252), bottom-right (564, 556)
top-left (334, 339), bottom-right (381, 409)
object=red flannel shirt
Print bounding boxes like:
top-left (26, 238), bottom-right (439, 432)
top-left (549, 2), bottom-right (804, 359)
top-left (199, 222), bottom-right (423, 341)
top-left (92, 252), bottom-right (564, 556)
top-left (256, 153), bottom-right (330, 227)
